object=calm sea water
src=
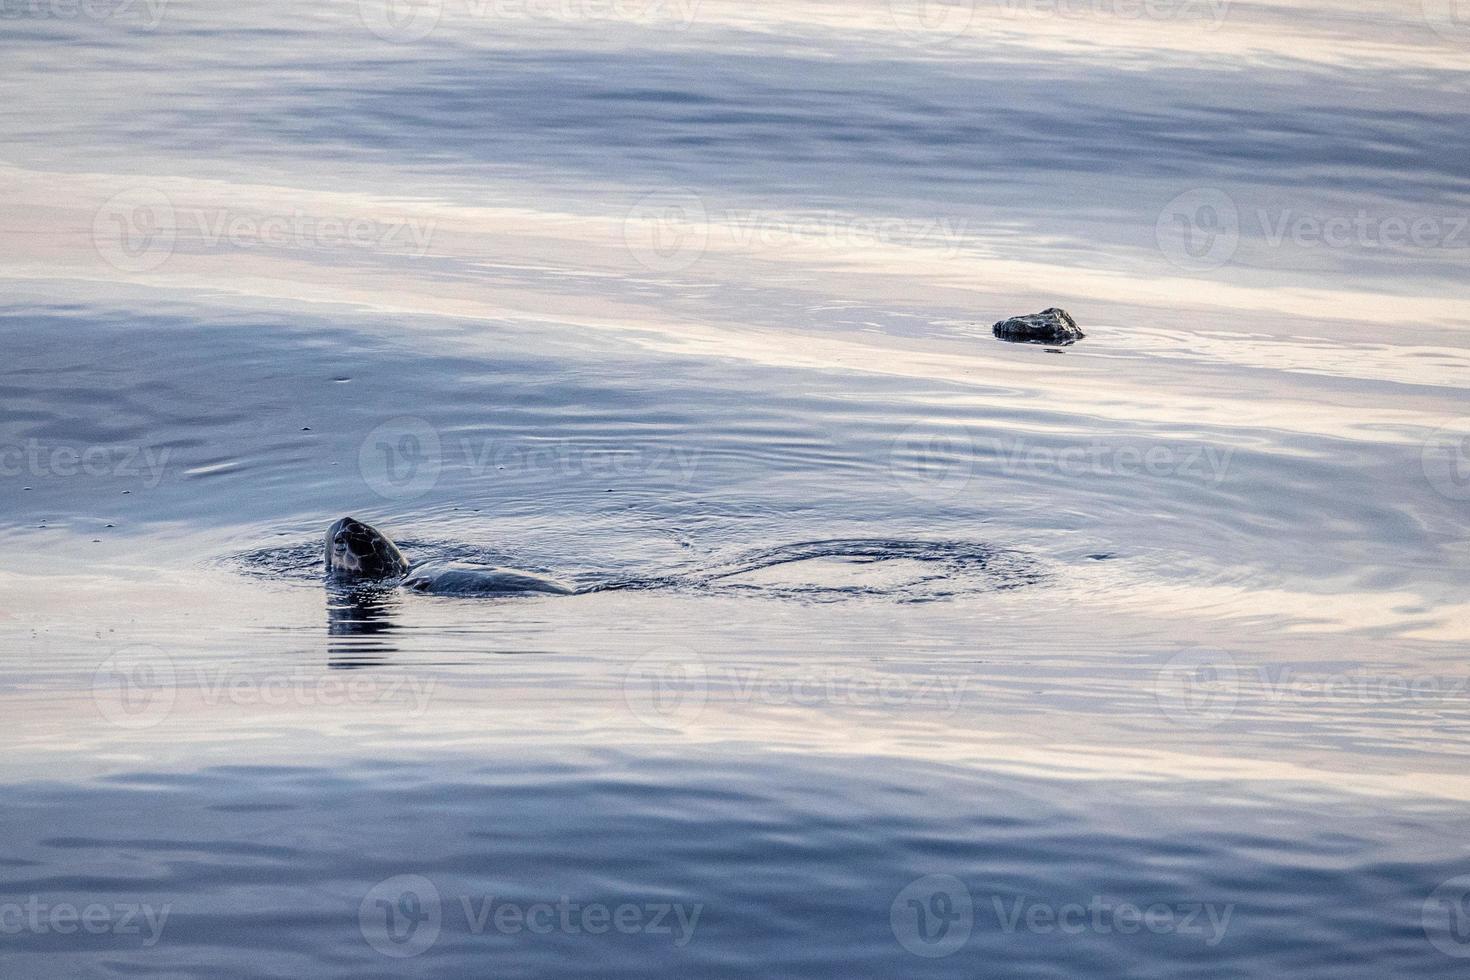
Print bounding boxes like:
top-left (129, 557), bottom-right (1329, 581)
top-left (3, 2), bottom-right (1469, 977)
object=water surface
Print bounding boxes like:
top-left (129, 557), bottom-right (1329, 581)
top-left (2, 2), bottom-right (1469, 977)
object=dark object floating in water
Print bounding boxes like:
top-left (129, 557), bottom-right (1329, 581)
top-left (992, 308), bottom-right (1084, 345)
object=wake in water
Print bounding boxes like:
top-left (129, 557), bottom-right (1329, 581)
top-left (686, 539), bottom-right (1044, 602)
top-left (232, 537), bottom-right (1044, 603)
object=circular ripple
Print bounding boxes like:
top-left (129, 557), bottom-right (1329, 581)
top-left (694, 539), bottom-right (1044, 603)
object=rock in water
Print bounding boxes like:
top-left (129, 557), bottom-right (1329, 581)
top-left (992, 308), bottom-right (1084, 345)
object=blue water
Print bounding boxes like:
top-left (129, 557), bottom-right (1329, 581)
top-left (3, 2), bottom-right (1470, 977)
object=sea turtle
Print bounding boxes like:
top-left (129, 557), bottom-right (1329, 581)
top-left (325, 516), bottom-right (574, 596)
top-left (321, 518), bottom-right (1041, 601)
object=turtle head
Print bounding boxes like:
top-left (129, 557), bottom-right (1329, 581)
top-left (325, 517), bottom-right (411, 581)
